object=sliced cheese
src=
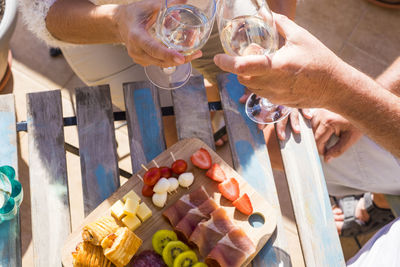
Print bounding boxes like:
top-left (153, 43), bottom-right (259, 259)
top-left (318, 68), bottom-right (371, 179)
top-left (124, 198), bottom-right (139, 217)
top-left (122, 215), bottom-right (142, 231)
top-left (137, 202), bottom-right (152, 222)
top-left (110, 200), bottom-right (125, 220)
top-left (123, 190), bottom-right (141, 203)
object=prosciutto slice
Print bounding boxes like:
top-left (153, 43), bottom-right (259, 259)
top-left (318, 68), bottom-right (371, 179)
top-left (189, 208), bottom-right (236, 257)
top-left (205, 228), bottom-right (256, 267)
top-left (175, 198), bottom-right (219, 240)
top-left (162, 186), bottom-right (209, 227)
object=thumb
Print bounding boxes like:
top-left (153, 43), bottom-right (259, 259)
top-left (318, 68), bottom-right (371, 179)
top-left (324, 132), bottom-right (353, 161)
top-left (272, 12), bottom-right (298, 40)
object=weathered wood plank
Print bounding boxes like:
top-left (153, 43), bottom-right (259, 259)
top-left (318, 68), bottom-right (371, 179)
top-left (76, 85), bottom-right (120, 215)
top-left (123, 81), bottom-right (166, 173)
top-left (385, 195), bottom-right (400, 217)
top-left (279, 116), bottom-right (345, 267)
top-left (27, 90), bottom-right (71, 266)
top-left (217, 73), bottom-right (290, 266)
top-left (0, 94), bottom-right (21, 267)
top-left (172, 75), bottom-right (215, 150)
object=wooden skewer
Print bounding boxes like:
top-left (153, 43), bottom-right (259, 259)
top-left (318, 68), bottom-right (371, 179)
top-left (152, 160), bottom-right (159, 168)
top-left (136, 174), bottom-right (144, 182)
top-left (141, 164), bottom-right (148, 171)
top-left (170, 152), bottom-right (176, 162)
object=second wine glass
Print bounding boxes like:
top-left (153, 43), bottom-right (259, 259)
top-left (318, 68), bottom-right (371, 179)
top-left (217, 0), bottom-right (291, 124)
top-left (145, 0), bottom-right (216, 90)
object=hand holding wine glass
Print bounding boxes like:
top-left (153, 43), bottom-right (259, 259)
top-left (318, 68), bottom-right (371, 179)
top-left (145, 0), bottom-right (217, 90)
top-left (216, 0), bottom-right (291, 124)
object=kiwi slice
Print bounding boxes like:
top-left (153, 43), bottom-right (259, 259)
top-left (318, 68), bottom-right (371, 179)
top-left (162, 241), bottom-right (189, 266)
top-left (152, 230), bottom-right (178, 255)
top-left (173, 250), bottom-right (198, 267)
top-left (193, 263), bottom-right (208, 267)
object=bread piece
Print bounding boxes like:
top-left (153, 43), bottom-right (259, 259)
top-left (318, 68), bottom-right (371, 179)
top-left (101, 227), bottom-right (142, 267)
top-left (82, 216), bottom-right (120, 246)
top-left (72, 242), bottom-right (112, 267)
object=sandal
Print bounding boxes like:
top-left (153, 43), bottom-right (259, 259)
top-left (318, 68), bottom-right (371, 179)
top-left (365, 0), bottom-right (400, 9)
top-left (334, 193), bottom-right (395, 237)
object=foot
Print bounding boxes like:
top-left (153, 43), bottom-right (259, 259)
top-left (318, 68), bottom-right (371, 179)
top-left (332, 193), bottom-right (394, 236)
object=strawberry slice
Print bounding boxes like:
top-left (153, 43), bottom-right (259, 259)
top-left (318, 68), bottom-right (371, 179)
top-left (233, 193), bottom-right (253, 215)
top-left (218, 178), bottom-right (240, 201)
top-left (206, 163), bottom-right (226, 182)
top-left (190, 148), bottom-right (212, 169)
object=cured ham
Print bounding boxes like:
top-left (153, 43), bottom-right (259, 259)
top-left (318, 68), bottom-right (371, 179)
top-left (189, 208), bottom-right (236, 257)
top-left (175, 198), bottom-right (219, 240)
top-left (162, 186), bottom-right (209, 227)
top-left (205, 228), bottom-right (256, 267)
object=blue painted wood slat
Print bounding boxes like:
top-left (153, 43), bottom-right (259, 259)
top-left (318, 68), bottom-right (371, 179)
top-left (76, 85), bottom-right (120, 215)
top-left (27, 90), bottom-right (71, 266)
top-left (217, 73), bottom-right (291, 266)
top-left (279, 117), bottom-right (345, 266)
top-left (123, 81), bottom-right (166, 173)
top-left (0, 94), bottom-right (21, 267)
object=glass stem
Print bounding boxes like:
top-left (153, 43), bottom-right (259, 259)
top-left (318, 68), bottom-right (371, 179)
top-left (162, 66), bottom-right (177, 75)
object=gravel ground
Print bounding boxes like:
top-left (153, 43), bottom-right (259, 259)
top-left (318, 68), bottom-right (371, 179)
top-left (0, 0), bottom-right (5, 24)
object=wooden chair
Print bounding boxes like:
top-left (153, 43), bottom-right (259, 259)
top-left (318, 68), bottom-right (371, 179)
top-left (0, 74), bottom-right (345, 266)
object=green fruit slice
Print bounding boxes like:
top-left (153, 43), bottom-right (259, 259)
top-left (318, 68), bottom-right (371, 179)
top-left (193, 263), bottom-right (208, 267)
top-left (173, 250), bottom-right (198, 267)
top-left (152, 230), bottom-right (178, 255)
top-left (162, 241), bottom-right (189, 266)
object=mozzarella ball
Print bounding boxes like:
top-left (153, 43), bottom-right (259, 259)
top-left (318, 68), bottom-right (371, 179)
top-left (152, 192), bottom-right (167, 208)
top-left (178, 172), bottom-right (194, 188)
top-left (168, 178), bottom-right (179, 193)
top-left (153, 178), bottom-right (170, 194)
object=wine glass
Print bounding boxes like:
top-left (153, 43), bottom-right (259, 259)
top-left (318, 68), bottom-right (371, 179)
top-left (145, 0), bottom-right (217, 90)
top-left (216, 0), bottom-right (291, 124)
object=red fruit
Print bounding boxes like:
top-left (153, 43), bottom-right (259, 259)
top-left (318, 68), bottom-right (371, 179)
top-left (190, 148), bottom-right (212, 169)
top-left (159, 166), bottom-right (172, 178)
top-left (218, 178), bottom-right (240, 201)
top-left (233, 193), bottom-right (253, 215)
top-left (143, 167), bottom-right (161, 186)
top-left (142, 184), bottom-right (154, 197)
top-left (206, 163), bottom-right (226, 182)
top-left (171, 159), bottom-right (187, 175)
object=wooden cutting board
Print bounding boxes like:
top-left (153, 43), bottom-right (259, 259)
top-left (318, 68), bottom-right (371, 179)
top-left (62, 138), bottom-right (277, 266)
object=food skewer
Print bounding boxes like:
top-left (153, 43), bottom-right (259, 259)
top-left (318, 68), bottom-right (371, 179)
top-left (152, 160), bottom-right (159, 168)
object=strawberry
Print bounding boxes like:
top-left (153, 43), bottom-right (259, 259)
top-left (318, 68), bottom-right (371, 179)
top-left (218, 178), bottom-right (240, 201)
top-left (233, 193), bottom-right (253, 215)
top-left (206, 163), bottom-right (226, 182)
top-left (190, 148), bottom-right (212, 169)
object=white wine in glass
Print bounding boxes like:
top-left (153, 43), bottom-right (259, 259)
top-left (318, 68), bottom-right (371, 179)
top-left (217, 0), bottom-right (291, 124)
top-left (145, 0), bottom-right (216, 90)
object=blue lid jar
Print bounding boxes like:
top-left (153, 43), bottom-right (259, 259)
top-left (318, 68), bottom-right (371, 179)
top-left (0, 166), bottom-right (23, 223)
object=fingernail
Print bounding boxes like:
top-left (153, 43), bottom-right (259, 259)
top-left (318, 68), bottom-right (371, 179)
top-left (213, 55), bottom-right (220, 64)
top-left (174, 55), bottom-right (184, 64)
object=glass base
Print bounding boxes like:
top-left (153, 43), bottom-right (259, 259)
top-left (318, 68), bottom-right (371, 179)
top-left (145, 63), bottom-right (192, 90)
top-left (245, 94), bottom-right (291, 124)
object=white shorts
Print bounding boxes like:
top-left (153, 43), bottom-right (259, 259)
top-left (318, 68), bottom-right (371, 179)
top-left (321, 135), bottom-right (400, 197)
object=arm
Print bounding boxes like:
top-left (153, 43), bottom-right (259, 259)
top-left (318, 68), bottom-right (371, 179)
top-left (376, 57), bottom-right (400, 97)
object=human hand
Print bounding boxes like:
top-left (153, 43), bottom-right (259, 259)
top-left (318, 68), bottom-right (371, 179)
top-left (239, 90), bottom-right (313, 139)
top-left (311, 109), bottom-right (362, 162)
top-left (114, 0), bottom-right (202, 67)
top-left (213, 13), bottom-right (343, 108)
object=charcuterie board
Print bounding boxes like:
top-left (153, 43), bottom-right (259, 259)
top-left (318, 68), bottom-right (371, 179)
top-left (62, 138), bottom-right (277, 266)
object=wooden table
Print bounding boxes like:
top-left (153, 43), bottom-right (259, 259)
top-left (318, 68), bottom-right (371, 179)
top-left (0, 73), bottom-right (345, 267)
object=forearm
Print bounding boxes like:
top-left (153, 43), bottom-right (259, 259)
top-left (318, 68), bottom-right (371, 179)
top-left (376, 57), bottom-right (400, 97)
top-left (327, 62), bottom-right (400, 158)
top-left (46, 0), bottom-right (121, 44)
top-left (267, 0), bottom-right (297, 19)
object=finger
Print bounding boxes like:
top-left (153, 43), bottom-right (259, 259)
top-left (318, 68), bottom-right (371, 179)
top-left (314, 125), bottom-right (334, 155)
top-left (324, 132), bottom-right (355, 161)
top-left (272, 12), bottom-right (298, 40)
top-left (333, 214), bottom-right (344, 221)
top-left (301, 108), bottom-right (313, 119)
top-left (138, 33), bottom-right (185, 64)
top-left (213, 54), bottom-right (272, 76)
top-left (290, 110), bottom-right (300, 134)
top-left (183, 50), bottom-right (202, 63)
top-left (275, 116), bottom-right (289, 140)
top-left (258, 123), bottom-right (267, 130)
top-left (239, 88), bottom-right (252, 104)
top-left (336, 221), bottom-right (343, 235)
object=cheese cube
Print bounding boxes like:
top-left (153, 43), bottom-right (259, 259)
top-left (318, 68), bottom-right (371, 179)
top-left (124, 198), bottom-right (140, 217)
top-left (136, 202), bottom-right (152, 222)
top-left (122, 215), bottom-right (142, 231)
top-left (110, 200), bottom-right (125, 220)
top-left (123, 190), bottom-right (141, 203)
